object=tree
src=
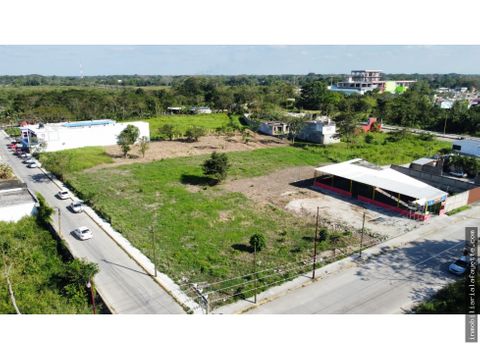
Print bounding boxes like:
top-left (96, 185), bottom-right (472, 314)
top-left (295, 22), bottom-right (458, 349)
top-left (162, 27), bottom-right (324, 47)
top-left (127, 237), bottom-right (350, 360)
top-left (117, 125), bottom-right (140, 158)
top-left (202, 151), bottom-right (230, 183)
top-left (138, 136), bottom-right (150, 158)
top-left (283, 115), bottom-right (306, 145)
top-left (185, 126), bottom-right (206, 142)
top-left (249, 233), bottom-right (266, 252)
top-left (158, 123), bottom-right (177, 141)
top-left (36, 192), bottom-right (53, 226)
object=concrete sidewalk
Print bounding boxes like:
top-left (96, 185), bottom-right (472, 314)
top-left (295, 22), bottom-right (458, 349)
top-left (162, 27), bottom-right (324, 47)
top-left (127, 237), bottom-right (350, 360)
top-left (213, 205), bottom-right (479, 314)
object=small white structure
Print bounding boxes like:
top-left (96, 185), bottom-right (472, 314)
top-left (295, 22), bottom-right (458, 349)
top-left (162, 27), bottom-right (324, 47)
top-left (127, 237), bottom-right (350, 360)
top-left (190, 106), bottom-right (212, 114)
top-left (20, 119), bottom-right (150, 152)
top-left (452, 139), bottom-right (480, 157)
top-left (0, 180), bottom-right (36, 222)
top-left (258, 121), bottom-right (290, 136)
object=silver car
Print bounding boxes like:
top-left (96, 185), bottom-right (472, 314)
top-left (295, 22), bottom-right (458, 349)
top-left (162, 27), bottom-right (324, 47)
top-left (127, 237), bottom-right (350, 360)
top-left (73, 226), bottom-right (93, 241)
top-left (70, 201), bottom-right (84, 213)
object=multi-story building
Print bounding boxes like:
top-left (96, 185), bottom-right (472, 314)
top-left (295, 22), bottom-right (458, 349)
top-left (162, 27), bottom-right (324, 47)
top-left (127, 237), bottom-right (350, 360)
top-left (329, 70), bottom-right (416, 95)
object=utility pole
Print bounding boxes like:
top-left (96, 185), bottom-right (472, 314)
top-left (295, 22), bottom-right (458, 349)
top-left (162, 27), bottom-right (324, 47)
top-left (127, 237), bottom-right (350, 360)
top-left (57, 207), bottom-right (61, 235)
top-left (86, 279), bottom-right (96, 314)
top-left (443, 111), bottom-right (448, 135)
top-left (151, 226), bottom-right (157, 277)
top-left (359, 211), bottom-right (366, 258)
top-left (253, 243), bottom-right (257, 304)
top-left (312, 207), bottom-right (319, 279)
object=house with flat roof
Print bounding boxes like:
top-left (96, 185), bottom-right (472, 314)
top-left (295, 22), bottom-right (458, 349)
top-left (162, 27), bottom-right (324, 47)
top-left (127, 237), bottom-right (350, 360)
top-left (0, 179), bottom-right (36, 222)
top-left (20, 119), bottom-right (150, 152)
top-left (313, 159), bottom-right (448, 221)
top-left (297, 116), bottom-right (340, 144)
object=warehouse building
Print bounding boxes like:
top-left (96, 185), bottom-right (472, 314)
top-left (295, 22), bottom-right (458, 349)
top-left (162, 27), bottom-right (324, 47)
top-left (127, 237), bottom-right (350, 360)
top-left (20, 119), bottom-right (150, 152)
top-left (313, 159), bottom-right (448, 221)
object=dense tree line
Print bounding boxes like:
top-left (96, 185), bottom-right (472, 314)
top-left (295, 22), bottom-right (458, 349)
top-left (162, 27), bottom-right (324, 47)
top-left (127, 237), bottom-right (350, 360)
top-left (0, 78), bottom-right (296, 124)
top-left (1, 74), bottom-right (479, 135)
top-left (297, 80), bottom-right (480, 136)
top-left (2, 73), bottom-right (479, 88)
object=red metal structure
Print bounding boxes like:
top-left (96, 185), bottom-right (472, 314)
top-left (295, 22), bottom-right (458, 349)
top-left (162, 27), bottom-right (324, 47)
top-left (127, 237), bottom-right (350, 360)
top-left (359, 117), bottom-right (382, 132)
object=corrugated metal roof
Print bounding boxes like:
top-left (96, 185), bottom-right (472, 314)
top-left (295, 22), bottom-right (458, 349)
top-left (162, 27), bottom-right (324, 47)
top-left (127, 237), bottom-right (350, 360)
top-left (314, 159), bottom-right (447, 202)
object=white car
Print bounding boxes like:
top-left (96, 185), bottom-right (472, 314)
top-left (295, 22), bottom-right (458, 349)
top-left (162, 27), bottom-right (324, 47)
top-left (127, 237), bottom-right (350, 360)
top-left (57, 189), bottom-right (70, 200)
top-left (448, 256), bottom-right (469, 275)
top-left (24, 158), bottom-right (36, 164)
top-left (73, 226), bottom-right (93, 241)
top-left (27, 161), bottom-right (39, 168)
top-left (70, 201), bottom-right (84, 213)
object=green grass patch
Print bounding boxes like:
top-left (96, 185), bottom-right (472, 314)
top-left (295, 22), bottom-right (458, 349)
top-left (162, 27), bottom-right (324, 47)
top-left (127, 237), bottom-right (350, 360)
top-left (446, 205), bottom-right (471, 216)
top-left (59, 132), bottom-right (450, 305)
top-left (0, 217), bottom-right (94, 314)
top-left (140, 113), bottom-right (241, 140)
top-left (39, 146), bottom-right (113, 178)
top-left (414, 276), bottom-right (479, 314)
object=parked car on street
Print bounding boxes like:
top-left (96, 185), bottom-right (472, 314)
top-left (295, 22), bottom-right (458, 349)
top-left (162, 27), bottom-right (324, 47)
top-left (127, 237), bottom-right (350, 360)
top-left (27, 161), bottom-right (39, 168)
top-left (448, 256), bottom-right (469, 275)
top-left (69, 201), bottom-right (84, 213)
top-left (23, 158), bottom-right (35, 164)
top-left (73, 226), bottom-right (93, 241)
top-left (57, 189), bottom-right (70, 200)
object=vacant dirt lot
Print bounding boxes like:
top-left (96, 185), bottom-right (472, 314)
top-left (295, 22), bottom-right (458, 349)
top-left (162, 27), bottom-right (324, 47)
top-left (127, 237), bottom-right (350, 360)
top-left (222, 166), bottom-right (422, 239)
top-left (96, 134), bottom-right (287, 169)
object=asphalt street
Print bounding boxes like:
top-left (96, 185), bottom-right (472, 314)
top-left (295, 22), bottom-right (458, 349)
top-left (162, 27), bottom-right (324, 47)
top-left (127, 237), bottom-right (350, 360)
top-left (0, 133), bottom-right (184, 314)
top-left (247, 207), bottom-right (479, 314)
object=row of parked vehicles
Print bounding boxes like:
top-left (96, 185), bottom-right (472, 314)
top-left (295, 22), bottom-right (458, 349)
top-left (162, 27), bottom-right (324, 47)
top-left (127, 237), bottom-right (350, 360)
top-left (6, 140), bottom-right (93, 241)
top-left (55, 188), bottom-right (92, 240)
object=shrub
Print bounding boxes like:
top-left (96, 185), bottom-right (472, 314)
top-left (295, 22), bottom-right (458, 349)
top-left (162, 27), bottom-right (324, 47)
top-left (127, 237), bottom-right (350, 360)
top-left (364, 134), bottom-right (374, 144)
top-left (36, 192), bottom-right (53, 226)
top-left (318, 228), bottom-right (329, 242)
top-left (0, 164), bottom-right (14, 179)
top-left (185, 126), bottom-right (206, 142)
top-left (202, 152), bottom-right (230, 183)
top-left (158, 123), bottom-right (178, 140)
top-left (249, 233), bottom-right (266, 252)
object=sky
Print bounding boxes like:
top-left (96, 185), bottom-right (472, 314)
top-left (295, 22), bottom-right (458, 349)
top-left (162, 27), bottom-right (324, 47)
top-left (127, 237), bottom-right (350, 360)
top-left (0, 45), bottom-right (479, 76)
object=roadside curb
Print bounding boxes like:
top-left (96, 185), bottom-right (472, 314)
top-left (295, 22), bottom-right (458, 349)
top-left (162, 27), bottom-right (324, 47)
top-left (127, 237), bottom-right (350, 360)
top-left (37, 166), bottom-right (203, 314)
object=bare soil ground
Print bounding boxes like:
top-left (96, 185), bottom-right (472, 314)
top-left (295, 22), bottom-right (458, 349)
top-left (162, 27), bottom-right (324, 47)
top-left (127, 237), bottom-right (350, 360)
top-left (95, 134), bottom-right (287, 170)
top-left (222, 166), bottom-right (422, 239)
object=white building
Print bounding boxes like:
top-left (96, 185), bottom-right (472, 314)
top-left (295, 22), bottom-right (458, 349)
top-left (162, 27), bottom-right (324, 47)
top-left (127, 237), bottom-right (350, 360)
top-left (20, 119), bottom-right (150, 152)
top-left (190, 106), bottom-right (212, 114)
top-left (258, 121), bottom-right (290, 136)
top-left (297, 116), bottom-right (340, 144)
top-left (0, 180), bottom-right (36, 222)
top-left (452, 139), bottom-right (480, 157)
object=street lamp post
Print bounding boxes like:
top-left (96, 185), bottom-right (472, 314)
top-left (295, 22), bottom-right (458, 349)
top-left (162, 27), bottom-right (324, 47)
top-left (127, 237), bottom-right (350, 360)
top-left (86, 279), bottom-right (96, 315)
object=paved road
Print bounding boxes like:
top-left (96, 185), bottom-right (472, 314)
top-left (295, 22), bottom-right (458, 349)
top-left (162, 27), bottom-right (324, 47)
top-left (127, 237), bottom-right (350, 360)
top-left (0, 133), bottom-right (184, 314)
top-left (247, 208), bottom-right (479, 314)
top-left (382, 124), bottom-right (480, 143)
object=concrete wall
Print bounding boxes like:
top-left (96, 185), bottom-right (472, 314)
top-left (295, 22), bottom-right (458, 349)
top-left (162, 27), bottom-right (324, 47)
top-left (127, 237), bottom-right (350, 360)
top-left (391, 165), bottom-right (477, 193)
top-left (445, 192), bottom-right (469, 213)
top-left (0, 202), bottom-right (36, 222)
top-left (33, 121), bottom-right (150, 152)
